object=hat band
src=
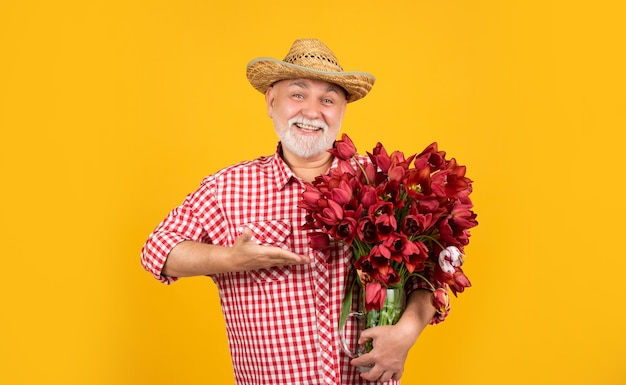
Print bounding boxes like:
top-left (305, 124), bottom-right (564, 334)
top-left (284, 53), bottom-right (344, 72)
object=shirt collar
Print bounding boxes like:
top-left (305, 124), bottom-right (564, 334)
top-left (271, 143), bottom-right (298, 190)
top-left (271, 142), bottom-right (341, 190)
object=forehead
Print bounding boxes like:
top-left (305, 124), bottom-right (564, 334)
top-left (277, 78), bottom-right (345, 94)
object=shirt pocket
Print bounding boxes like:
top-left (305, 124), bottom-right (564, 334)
top-left (243, 220), bottom-right (293, 283)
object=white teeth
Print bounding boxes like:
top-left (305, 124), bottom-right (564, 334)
top-left (289, 118), bottom-right (328, 132)
top-left (296, 123), bottom-right (320, 131)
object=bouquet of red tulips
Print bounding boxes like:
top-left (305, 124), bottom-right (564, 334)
top-left (300, 134), bottom-right (478, 337)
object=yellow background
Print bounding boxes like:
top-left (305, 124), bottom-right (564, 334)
top-left (1, 1), bottom-right (625, 384)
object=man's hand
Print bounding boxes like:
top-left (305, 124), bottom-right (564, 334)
top-left (349, 324), bottom-right (414, 382)
top-left (162, 227), bottom-right (310, 277)
top-left (229, 227), bottom-right (311, 271)
top-left (349, 289), bottom-right (436, 382)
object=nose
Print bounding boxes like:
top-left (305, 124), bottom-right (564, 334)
top-left (300, 99), bottom-right (322, 119)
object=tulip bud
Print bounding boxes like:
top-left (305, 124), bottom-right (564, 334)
top-left (329, 133), bottom-right (356, 161)
top-left (438, 246), bottom-right (464, 273)
top-left (308, 232), bottom-right (330, 251)
top-left (451, 271), bottom-right (471, 294)
top-left (365, 281), bottom-right (386, 312)
top-left (431, 288), bottom-right (450, 314)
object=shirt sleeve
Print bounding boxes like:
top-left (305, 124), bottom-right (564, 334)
top-left (139, 206), bottom-right (197, 284)
top-left (140, 178), bottom-right (222, 284)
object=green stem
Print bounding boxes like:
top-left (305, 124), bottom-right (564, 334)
top-left (352, 239), bottom-right (371, 261)
top-left (392, 262), bottom-right (436, 291)
top-left (352, 157), bottom-right (370, 185)
top-left (412, 234), bottom-right (446, 251)
top-left (363, 287), bottom-right (405, 352)
top-left (408, 272), bottom-right (437, 291)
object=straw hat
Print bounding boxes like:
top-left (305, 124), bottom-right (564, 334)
top-left (246, 39), bottom-right (375, 103)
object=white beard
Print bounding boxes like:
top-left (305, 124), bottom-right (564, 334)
top-left (277, 117), bottom-right (337, 159)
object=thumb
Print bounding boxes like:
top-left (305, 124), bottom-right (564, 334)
top-left (358, 327), bottom-right (375, 345)
top-left (236, 227), bottom-right (254, 245)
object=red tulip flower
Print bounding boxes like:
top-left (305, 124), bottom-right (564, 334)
top-left (431, 287), bottom-right (450, 314)
top-left (365, 281), bottom-right (386, 312)
top-left (328, 133), bottom-right (357, 161)
top-left (300, 134), bottom-right (477, 315)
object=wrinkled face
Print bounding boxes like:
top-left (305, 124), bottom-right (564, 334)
top-left (266, 78), bottom-right (348, 160)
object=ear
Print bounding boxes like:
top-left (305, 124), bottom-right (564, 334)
top-left (265, 86), bottom-right (275, 118)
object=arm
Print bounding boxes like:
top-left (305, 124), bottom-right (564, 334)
top-left (162, 227), bottom-right (311, 277)
top-left (350, 289), bottom-right (436, 382)
top-left (140, 177), bottom-right (310, 282)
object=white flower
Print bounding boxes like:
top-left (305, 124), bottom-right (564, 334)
top-left (438, 246), bottom-right (464, 274)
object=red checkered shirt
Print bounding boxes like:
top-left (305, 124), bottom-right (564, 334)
top-left (141, 144), bottom-right (446, 385)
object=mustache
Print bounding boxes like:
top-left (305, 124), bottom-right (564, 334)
top-left (288, 117), bottom-right (329, 131)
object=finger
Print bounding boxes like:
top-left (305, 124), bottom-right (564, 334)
top-left (378, 371), bottom-right (393, 382)
top-left (357, 328), bottom-right (375, 345)
top-left (359, 366), bottom-right (383, 382)
top-left (236, 227), bottom-right (254, 244)
top-left (274, 249), bottom-right (310, 265)
top-left (350, 354), bottom-right (372, 369)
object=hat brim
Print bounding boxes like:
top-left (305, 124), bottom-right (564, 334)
top-left (246, 57), bottom-right (375, 103)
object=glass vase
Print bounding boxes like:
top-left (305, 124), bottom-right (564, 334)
top-left (341, 286), bottom-right (406, 370)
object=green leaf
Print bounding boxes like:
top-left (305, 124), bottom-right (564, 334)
top-left (339, 281), bottom-right (353, 332)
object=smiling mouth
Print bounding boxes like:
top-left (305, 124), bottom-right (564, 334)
top-left (295, 122), bottom-right (323, 132)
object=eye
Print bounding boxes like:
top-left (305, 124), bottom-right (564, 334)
top-left (293, 93), bottom-right (304, 99)
top-left (322, 98), bottom-right (334, 105)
